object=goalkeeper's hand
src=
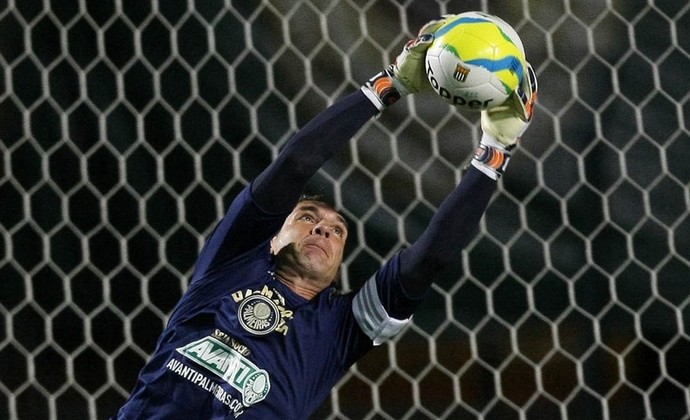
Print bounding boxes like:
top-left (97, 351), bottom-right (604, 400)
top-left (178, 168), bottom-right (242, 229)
top-left (361, 15), bottom-right (455, 111)
top-left (480, 61), bottom-right (538, 148)
top-left (472, 62), bottom-right (538, 180)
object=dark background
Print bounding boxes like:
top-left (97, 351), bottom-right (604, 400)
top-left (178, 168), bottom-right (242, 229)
top-left (1, 0), bottom-right (690, 419)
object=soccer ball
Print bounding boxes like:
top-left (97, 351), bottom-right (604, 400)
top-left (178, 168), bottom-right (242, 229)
top-left (425, 12), bottom-right (526, 112)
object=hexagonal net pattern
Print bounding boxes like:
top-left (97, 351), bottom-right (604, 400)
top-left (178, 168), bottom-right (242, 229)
top-left (1, 1), bottom-right (690, 419)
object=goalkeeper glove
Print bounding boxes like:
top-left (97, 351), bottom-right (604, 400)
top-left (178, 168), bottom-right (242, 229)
top-left (361, 16), bottom-right (455, 111)
top-left (472, 61), bottom-right (538, 180)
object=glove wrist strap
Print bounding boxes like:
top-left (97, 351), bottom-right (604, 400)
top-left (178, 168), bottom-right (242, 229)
top-left (471, 133), bottom-right (513, 180)
top-left (361, 66), bottom-right (402, 111)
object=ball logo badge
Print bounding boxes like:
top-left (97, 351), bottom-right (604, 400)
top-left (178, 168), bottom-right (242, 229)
top-left (424, 11), bottom-right (526, 112)
top-left (238, 294), bottom-right (281, 335)
top-left (453, 64), bottom-right (470, 82)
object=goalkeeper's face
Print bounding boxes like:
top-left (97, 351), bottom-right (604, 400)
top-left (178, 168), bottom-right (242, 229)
top-left (270, 201), bottom-right (348, 284)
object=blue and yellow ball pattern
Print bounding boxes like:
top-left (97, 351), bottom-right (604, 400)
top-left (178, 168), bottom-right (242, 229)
top-left (425, 12), bottom-right (526, 111)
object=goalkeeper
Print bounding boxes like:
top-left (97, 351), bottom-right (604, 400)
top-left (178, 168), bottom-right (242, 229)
top-left (115, 15), bottom-right (537, 420)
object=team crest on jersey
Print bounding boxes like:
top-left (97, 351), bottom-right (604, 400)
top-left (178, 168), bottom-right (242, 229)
top-left (232, 284), bottom-right (294, 336)
top-left (238, 294), bottom-right (280, 335)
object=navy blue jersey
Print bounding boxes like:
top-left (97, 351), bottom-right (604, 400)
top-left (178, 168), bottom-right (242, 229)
top-left (116, 183), bottom-right (416, 419)
top-left (115, 90), bottom-right (497, 419)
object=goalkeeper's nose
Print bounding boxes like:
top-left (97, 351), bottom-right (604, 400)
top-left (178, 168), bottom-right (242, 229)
top-left (312, 225), bottom-right (330, 238)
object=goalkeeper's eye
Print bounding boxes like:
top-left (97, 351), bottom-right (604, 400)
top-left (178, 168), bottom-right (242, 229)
top-left (300, 214), bottom-right (315, 223)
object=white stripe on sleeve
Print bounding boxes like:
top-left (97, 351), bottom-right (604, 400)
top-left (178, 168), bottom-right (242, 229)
top-left (352, 276), bottom-right (411, 345)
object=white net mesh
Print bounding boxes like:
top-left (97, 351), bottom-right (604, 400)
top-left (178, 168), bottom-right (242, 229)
top-left (1, 0), bottom-right (690, 419)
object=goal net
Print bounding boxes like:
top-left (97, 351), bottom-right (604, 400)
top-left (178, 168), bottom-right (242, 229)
top-left (1, 1), bottom-right (689, 419)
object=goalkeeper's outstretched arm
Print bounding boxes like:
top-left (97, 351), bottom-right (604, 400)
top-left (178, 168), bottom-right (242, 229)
top-left (392, 62), bottom-right (538, 313)
top-left (250, 23), bottom-right (446, 215)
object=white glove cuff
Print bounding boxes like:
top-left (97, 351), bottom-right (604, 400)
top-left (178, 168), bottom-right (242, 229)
top-left (471, 132), bottom-right (512, 180)
top-left (361, 67), bottom-right (403, 111)
top-left (360, 85), bottom-right (386, 111)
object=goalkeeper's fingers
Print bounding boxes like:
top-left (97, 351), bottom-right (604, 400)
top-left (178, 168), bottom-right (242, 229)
top-left (515, 61), bottom-right (538, 121)
top-left (390, 32), bottom-right (434, 95)
top-left (401, 32), bottom-right (434, 57)
top-left (479, 62), bottom-right (538, 148)
top-left (417, 14), bottom-right (456, 36)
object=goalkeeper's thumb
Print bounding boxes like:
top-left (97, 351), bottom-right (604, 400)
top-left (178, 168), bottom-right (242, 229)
top-left (389, 32), bottom-right (435, 95)
top-left (390, 15), bottom-right (458, 95)
top-left (480, 61), bottom-right (538, 148)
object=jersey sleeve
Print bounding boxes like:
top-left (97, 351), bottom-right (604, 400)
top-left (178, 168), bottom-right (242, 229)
top-left (190, 186), bottom-right (288, 281)
top-left (192, 90), bottom-right (379, 279)
top-left (353, 166), bottom-right (498, 340)
top-left (250, 90), bottom-right (379, 214)
top-left (393, 166), bottom-right (497, 317)
top-left (352, 249), bottom-right (432, 346)
top-left (351, 257), bottom-right (412, 345)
